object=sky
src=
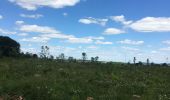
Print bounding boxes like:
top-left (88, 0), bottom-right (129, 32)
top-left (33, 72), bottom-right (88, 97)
top-left (0, 0), bottom-right (170, 63)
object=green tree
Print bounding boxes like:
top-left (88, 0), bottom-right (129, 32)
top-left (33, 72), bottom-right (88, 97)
top-left (0, 36), bottom-right (20, 57)
top-left (94, 56), bottom-right (99, 62)
top-left (91, 57), bottom-right (95, 62)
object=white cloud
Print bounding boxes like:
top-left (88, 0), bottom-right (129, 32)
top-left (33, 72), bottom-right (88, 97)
top-left (19, 24), bottom-right (60, 34)
top-left (66, 36), bottom-right (105, 44)
top-left (103, 28), bottom-right (125, 35)
top-left (130, 17), bottom-right (170, 32)
top-left (21, 37), bottom-right (50, 43)
top-left (95, 40), bottom-right (113, 45)
top-left (20, 14), bottom-right (43, 19)
top-left (18, 33), bottom-right (29, 36)
top-left (87, 46), bottom-right (99, 49)
top-left (110, 15), bottom-right (132, 25)
top-left (162, 40), bottom-right (170, 45)
top-left (79, 17), bottom-right (108, 26)
top-left (15, 20), bottom-right (24, 25)
top-left (121, 46), bottom-right (140, 51)
top-left (118, 39), bottom-right (144, 45)
top-left (87, 36), bottom-right (104, 40)
top-left (18, 23), bottom-right (75, 42)
top-left (18, 23), bottom-right (106, 44)
top-left (9, 0), bottom-right (80, 10)
top-left (0, 28), bottom-right (16, 35)
top-left (151, 50), bottom-right (159, 54)
top-left (160, 47), bottom-right (170, 51)
top-left (41, 33), bottom-right (74, 39)
top-left (66, 37), bottom-right (93, 44)
top-left (21, 47), bottom-right (38, 54)
top-left (0, 15), bottom-right (3, 19)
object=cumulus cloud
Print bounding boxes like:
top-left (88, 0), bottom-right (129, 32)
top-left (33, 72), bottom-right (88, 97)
top-left (19, 24), bottom-right (60, 34)
top-left (95, 40), bottom-right (113, 45)
top-left (20, 14), bottom-right (43, 19)
top-left (9, 0), bottom-right (80, 10)
top-left (79, 17), bottom-right (108, 26)
top-left (41, 33), bottom-right (74, 39)
top-left (103, 28), bottom-right (125, 35)
top-left (66, 36), bottom-right (104, 44)
top-left (110, 15), bottom-right (133, 25)
top-left (17, 22), bottom-right (105, 44)
top-left (117, 39), bottom-right (144, 45)
top-left (21, 37), bottom-right (50, 43)
top-left (130, 17), bottom-right (170, 32)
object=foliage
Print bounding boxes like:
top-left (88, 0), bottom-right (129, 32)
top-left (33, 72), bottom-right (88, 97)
top-left (0, 36), bottom-right (20, 57)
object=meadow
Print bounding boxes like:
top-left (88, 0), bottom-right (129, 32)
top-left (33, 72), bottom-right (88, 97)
top-left (0, 57), bottom-right (170, 100)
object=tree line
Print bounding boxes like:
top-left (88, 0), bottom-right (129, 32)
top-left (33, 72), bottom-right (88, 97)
top-left (0, 36), bottom-right (169, 66)
top-left (0, 36), bottom-right (99, 63)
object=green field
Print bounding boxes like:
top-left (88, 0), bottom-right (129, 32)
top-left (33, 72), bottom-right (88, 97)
top-left (0, 57), bottom-right (170, 100)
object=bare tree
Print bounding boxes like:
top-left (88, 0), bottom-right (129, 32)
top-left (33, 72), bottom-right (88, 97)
top-left (40, 46), bottom-right (49, 59)
top-left (133, 57), bottom-right (136, 64)
top-left (147, 58), bottom-right (150, 66)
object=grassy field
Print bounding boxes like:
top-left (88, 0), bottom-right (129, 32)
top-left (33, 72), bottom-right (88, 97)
top-left (0, 57), bottom-right (170, 100)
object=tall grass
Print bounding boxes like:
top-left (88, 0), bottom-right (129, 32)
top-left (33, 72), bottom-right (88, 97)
top-left (0, 57), bottom-right (170, 100)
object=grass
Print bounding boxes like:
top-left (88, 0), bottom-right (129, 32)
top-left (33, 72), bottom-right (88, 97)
top-left (0, 57), bottom-right (170, 100)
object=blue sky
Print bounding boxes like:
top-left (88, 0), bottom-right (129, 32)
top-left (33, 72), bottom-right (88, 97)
top-left (0, 0), bottom-right (170, 63)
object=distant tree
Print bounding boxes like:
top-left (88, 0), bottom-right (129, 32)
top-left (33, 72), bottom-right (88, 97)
top-left (147, 58), bottom-right (150, 66)
top-left (162, 63), bottom-right (168, 66)
top-left (56, 56), bottom-right (59, 61)
top-left (33, 54), bottom-right (38, 58)
top-left (151, 62), bottom-right (155, 66)
top-left (59, 53), bottom-right (65, 62)
top-left (25, 52), bottom-right (33, 58)
top-left (133, 57), bottom-right (136, 64)
top-left (138, 61), bottom-right (143, 66)
top-left (82, 52), bottom-right (87, 62)
top-left (94, 56), bottom-right (99, 62)
top-left (40, 46), bottom-right (49, 58)
top-left (68, 56), bottom-right (74, 62)
top-left (0, 36), bottom-right (20, 57)
top-left (49, 55), bottom-right (54, 60)
top-left (127, 62), bottom-right (131, 65)
top-left (91, 57), bottom-right (95, 62)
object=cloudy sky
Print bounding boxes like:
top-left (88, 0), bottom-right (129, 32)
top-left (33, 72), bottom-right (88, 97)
top-left (0, 0), bottom-right (170, 63)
